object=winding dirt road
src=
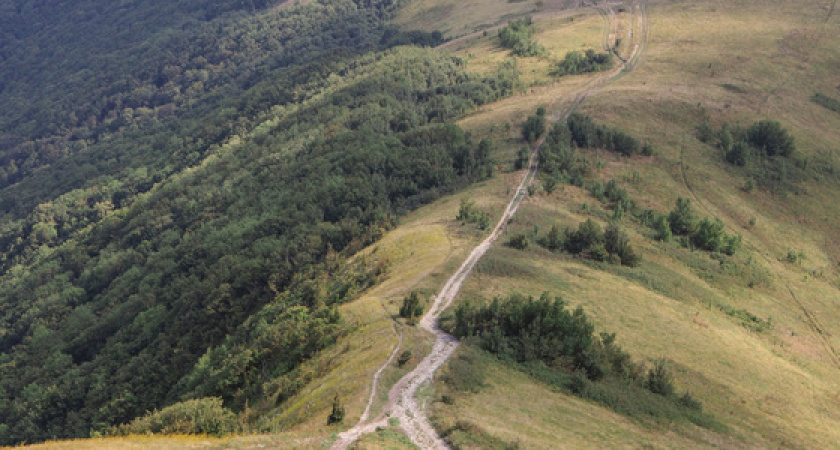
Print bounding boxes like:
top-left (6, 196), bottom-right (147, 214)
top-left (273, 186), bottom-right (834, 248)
top-left (332, 2), bottom-right (647, 448)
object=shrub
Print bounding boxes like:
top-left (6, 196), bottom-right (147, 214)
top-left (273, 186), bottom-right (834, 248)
top-left (567, 113), bottom-right (640, 156)
top-left (646, 360), bottom-right (674, 396)
top-left (327, 394), bottom-right (345, 425)
top-left (690, 217), bottom-right (726, 252)
top-left (538, 224), bottom-right (565, 251)
top-left (514, 146), bottom-right (531, 170)
top-left (449, 293), bottom-right (715, 429)
top-left (605, 222), bottom-right (640, 267)
top-left (107, 398), bottom-right (239, 437)
top-left (451, 293), bottom-right (600, 377)
top-left (668, 197), bottom-right (697, 236)
top-left (457, 199), bottom-right (490, 230)
top-left (697, 118), bottom-right (714, 143)
top-left (725, 141), bottom-right (751, 166)
top-left (565, 218), bottom-right (604, 257)
top-left (654, 216), bottom-right (672, 242)
top-left (399, 291), bottom-right (424, 320)
top-left (507, 233), bottom-right (529, 250)
top-left (398, 349), bottom-right (412, 367)
top-left (554, 49), bottom-right (613, 76)
top-left (745, 120), bottom-right (795, 157)
top-left (498, 18), bottom-right (546, 57)
top-left (521, 109), bottom-right (546, 143)
top-left (811, 92), bottom-right (840, 113)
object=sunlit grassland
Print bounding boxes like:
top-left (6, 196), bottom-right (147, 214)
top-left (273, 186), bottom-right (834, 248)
top-left (431, 347), bottom-right (735, 449)
top-left (393, 0), bottom-right (545, 39)
top-left (432, 0), bottom-right (840, 447)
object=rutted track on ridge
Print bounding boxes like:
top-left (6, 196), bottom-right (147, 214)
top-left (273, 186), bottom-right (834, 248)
top-left (332, 2), bottom-right (647, 448)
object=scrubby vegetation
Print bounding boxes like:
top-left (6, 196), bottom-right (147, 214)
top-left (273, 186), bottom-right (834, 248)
top-left (721, 306), bottom-right (772, 333)
top-left (811, 93), bottom-right (840, 114)
top-left (457, 199), bottom-right (491, 230)
top-left (507, 233), bottom-right (530, 250)
top-left (498, 18), bottom-right (546, 57)
top-left (536, 219), bottom-right (639, 266)
top-left (554, 49), bottom-right (613, 76)
top-left (663, 197), bottom-right (741, 255)
top-left (399, 291), bottom-right (425, 321)
top-left (327, 394), bottom-right (346, 425)
top-left (698, 118), bottom-right (817, 192)
top-left (521, 107), bottom-right (547, 143)
top-left (568, 113), bottom-right (645, 156)
top-left (106, 398), bottom-right (240, 437)
top-left (444, 293), bottom-right (716, 428)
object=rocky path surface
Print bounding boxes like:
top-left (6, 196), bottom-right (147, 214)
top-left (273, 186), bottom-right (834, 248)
top-left (332, 2), bottom-right (647, 448)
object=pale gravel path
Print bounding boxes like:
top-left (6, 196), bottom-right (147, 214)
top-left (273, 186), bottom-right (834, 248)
top-left (331, 2), bottom-right (647, 448)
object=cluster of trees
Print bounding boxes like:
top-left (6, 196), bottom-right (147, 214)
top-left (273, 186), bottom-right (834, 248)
top-left (703, 119), bottom-right (796, 166)
top-left (446, 293), bottom-right (709, 426)
top-left (537, 220), bottom-right (640, 266)
top-left (399, 291), bottom-right (425, 321)
top-left (457, 199), bottom-right (491, 230)
top-left (0, 28), bottom-right (521, 446)
top-left (538, 114), bottom-right (650, 188)
top-left (521, 106), bottom-right (547, 144)
top-left (568, 113), bottom-right (650, 156)
top-left (553, 49), bottom-right (613, 76)
top-left (498, 18), bottom-right (546, 57)
top-left (698, 118), bottom-right (806, 190)
top-left (653, 198), bottom-right (741, 255)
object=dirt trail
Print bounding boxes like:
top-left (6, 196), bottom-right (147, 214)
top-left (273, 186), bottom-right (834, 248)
top-left (332, 2), bottom-right (647, 448)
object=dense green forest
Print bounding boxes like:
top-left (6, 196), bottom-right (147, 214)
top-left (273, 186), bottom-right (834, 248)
top-left (0, 0), bottom-right (521, 444)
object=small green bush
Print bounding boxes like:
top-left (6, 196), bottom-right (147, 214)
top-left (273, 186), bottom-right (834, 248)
top-left (398, 349), bottom-right (412, 367)
top-left (457, 199), bottom-right (491, 230)
top-left (554, 49), bottom-right (613, 76)
top-left (399, 291), bottom-right (425, 321)
top-left (522, 108), bottom-right (547, 143)
top-left (507, 233), bottom-right (529, 250)
top-left (498, 18), bottom-right (545, 57)
top-left (646, 359), bottom-right (674, 396)
top-left (327, 394), bottom-right (345, 425)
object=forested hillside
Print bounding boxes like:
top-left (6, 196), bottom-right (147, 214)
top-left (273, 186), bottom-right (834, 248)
top-left (0, 0), bottom-right (415, 200)
top-left (0, 0), bottom-right (519, 444)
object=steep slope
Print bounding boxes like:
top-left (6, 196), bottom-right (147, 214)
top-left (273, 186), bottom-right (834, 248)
top-left (0, 0), bottom-right (519, 445)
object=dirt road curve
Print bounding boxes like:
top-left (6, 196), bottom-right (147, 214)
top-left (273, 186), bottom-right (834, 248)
top-left (332, 1), bottom-right (647, 448)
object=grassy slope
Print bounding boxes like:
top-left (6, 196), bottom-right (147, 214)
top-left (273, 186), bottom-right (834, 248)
top-left (27, 0), bottom-right (840, 448)
top-left (428, 0), bottom-right (840, 448)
